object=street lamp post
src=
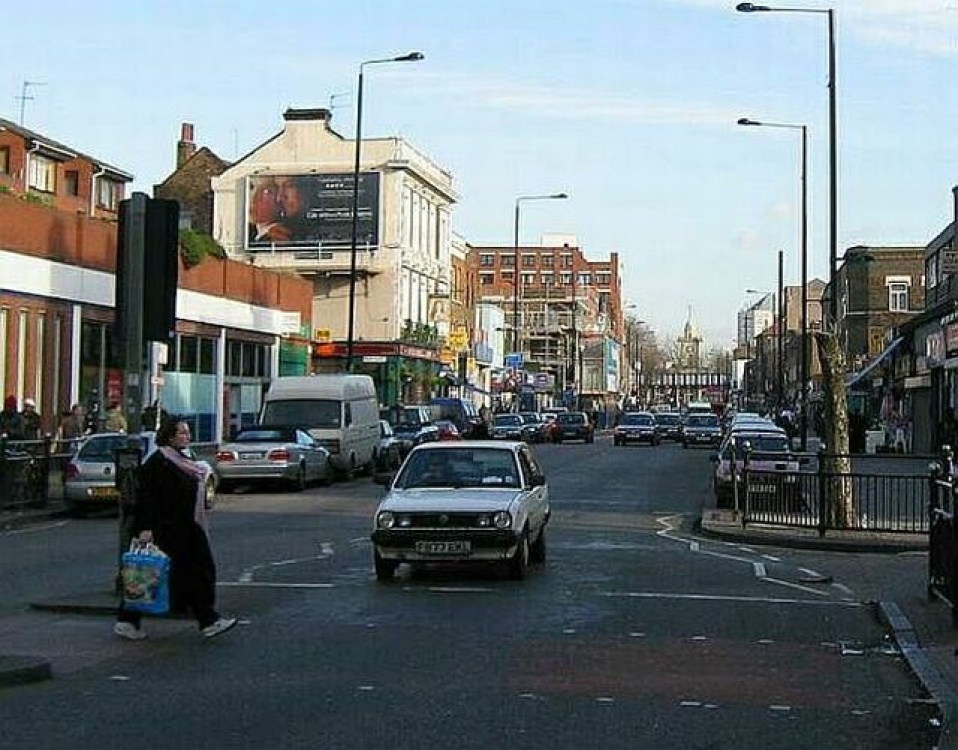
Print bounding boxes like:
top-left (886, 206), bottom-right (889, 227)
top-left (736, 2), bottom-right (837, 330)
top-left (738, 116), bottom-right (809, 448)
top-left (512, 193), bottom-right (568, 357)
top-left (345, 51), bottom-right (424, 372)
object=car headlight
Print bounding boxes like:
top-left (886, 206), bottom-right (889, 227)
top-left (493, 511), bottom-right (512, 530)
top-left (377, 511), bottom-right (396, 529)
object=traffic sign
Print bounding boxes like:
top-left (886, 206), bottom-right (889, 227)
top-left (505, 352), bottom-right (524, 369)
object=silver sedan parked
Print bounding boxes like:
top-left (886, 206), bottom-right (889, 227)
top-left (214, 426), bottom-right (331, 492)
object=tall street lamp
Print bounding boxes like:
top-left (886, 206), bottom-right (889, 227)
top-left (512, 193), bottom-right (568, 356)
top-left (736, 3), bottom-right (837, 329)
top-left (738, 116), bottom-right (809, 448)
top-left (345, 51), bottom-right (424, 372)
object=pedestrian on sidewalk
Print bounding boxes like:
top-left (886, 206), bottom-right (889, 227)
top-left (0, 395), bottom-right (25, 440)
top-left (114, 416), bottom-right (236, 641)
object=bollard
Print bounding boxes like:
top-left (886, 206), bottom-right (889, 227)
top-left (741, 440), bottom-right (752, 528)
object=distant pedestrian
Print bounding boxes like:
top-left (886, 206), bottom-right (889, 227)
top-left (114, 416), bottom-right (236, 641)
top-left (20, 398), bottom-right (42, 441)
top-left (56, 404), bottom-right (87, 455)
top-left (104, 401), bottom-right (128, 433)
top-left (0, 395), bottom-right (25, 440)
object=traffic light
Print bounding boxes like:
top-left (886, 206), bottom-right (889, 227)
top-left (115, 195), bottom-right (180, 344)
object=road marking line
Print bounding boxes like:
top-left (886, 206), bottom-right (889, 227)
top-left (219, 582), bottom-right (335, 589)
top-left (238, 551), bottom-right (335, 582)
top-left (762, 577), bottom-right (832, 597)
top-left (601, 591), bottom-right (863, 607)
top-left (408, 586), bottom-right (495, 593)
top-left (4, 520), bottom-right (70, 535)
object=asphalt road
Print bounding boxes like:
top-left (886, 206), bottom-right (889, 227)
top-left (0, 435), bottom-right (939, 749)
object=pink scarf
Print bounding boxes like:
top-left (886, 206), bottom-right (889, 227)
top-left (159, 446), bottom-right (211, 535)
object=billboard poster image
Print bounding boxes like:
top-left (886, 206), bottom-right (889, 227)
top-left (246, 172), bottom-right (380, 250)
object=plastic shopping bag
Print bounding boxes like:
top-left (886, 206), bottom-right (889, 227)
top-left (121, 542), bottom-right (170, 614)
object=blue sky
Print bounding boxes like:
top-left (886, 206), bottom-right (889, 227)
top-left (8, 0), bottom-right (958, 347)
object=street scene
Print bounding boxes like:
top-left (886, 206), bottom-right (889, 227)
top-left (0, 436), bottom-right (946, 749)
top-left (5, 2), bottom-right (958, 748)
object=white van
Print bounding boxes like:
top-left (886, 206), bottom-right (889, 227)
top-left (260, 374), bottom-right (379, 477)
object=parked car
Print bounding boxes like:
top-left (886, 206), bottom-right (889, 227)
top-left (214, 425), bottom-right (331, 492)
top-left (540, 413), bottom-right (561, 443)
top-left (681, 413), bottom-right (723, 448)
top-left (518, 412), bottom-right (552, 443)
top-left (711, 430), bottom-right (805, 509)
top-left (428, 397), bottom-right (484, 439)
top-left (391, 406), bottom-right (440, 449)
top-left (64, 431), bottom-right (216, 516)
top-left (554, 412), bottom-right (595, 444)
top-left (613, 412), bottom-right (659, 446)
top-left (375, 420), bottom-right (404, 472)
top-left (491, 413), bottom-right (527, 441)
top-left (370, 441), bottom-right (550, 580)
top-left (654, 412), bottom-right (683, 442)
top-left (434, 419), bottom-right (463, 441)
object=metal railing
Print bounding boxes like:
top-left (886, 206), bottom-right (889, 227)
top-left (929, 446), bottom-right (958, 626)
top-left (730, 444), bottom-right (934, 536)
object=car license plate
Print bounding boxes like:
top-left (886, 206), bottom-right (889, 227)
top-left (240, 452), bottom-right (264, 460)
top-left (88, 486), bottom-right (120, 499)
top-left (415, 540), bottom-right (471, 555)
top-left (752, 483), bottom-right (776, 493)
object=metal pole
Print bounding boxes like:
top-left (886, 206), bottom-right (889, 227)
top-left (827, 8), bottom-right (838, 329)
top-left (346, 65), bottom-right (366, 373)
top-left (778, 250), bottom-right (784, 410)
top-left (513, 201), bottom-right (521, 355)
top-left (800, 125), bottom-right (809, 450)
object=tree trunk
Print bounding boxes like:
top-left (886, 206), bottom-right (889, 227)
top-left (813, 331), bottom-right (855, 527)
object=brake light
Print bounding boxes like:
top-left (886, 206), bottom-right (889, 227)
top-left (268, 449), bottom-right (290, 461)
top-left (215, 451), bottom-right (235, 462)
top-left (65, 462), bottom-right (80, 480)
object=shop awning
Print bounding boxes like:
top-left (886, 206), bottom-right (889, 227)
top-left (846, 337), bottom-right (903, 389)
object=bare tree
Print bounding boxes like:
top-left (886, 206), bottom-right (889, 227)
top-left (813, 330), bottom-right (854, 527)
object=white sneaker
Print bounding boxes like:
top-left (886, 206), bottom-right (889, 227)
top-left (202, 617), bottom-right (237, 639)
top-left (113, 622), bottom-right (147, 641)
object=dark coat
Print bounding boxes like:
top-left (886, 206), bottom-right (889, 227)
top-left (134, 451), bottom-right (215, 617)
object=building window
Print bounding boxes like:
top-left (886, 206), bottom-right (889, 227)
top-left (522, 273), bottom-right (536, 285)
top-left (560, 273), bottom-right (572, 285)
top-left (541, 272), bottom-right (554, 286)
top-left (28, 154), bottom-right (57, 193)
top-left (502, 254), bottom-right (515, 268)
top-left (65, 170), bottom-right (79, 197)
top-left (562, 254), bottom-right (573, 268)
top-left (480, 254), bottom-right (494, 267)
top-left (522, 254), bottom-right (537, 268)
top-left (96, 178), bottom-right (119, 211)
top-left (501, 271), bottom-right (514, 283)
top-left (579, 273), bottom-right (592, 286)
top-left (479, 273), bottom-right (494, 286)
top-left (541, 255), bottom-right (554, 267)
top-left (888, 282), bottom-right (909, 312)
top-left (0, 147), bottom-right (9, 175)
top-left (596, 273), bottom-right (611, 286)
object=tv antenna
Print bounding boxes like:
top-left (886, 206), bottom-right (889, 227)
top-left (16, 80), bottom-right (46, 126)
top-left (328, 91), bottom-right (351, 114)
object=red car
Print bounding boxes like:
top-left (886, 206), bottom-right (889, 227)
top-left (434, 420), bottom-right (463, 441)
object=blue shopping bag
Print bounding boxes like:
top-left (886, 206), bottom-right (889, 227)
top-left (121, 542), bottom-right (170, 614)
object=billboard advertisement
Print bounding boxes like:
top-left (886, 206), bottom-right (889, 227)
top-left (246, 172), bottom-right (380, 250)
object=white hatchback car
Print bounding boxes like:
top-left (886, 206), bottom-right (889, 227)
top-left (370, 441), bottom-right (550, 581)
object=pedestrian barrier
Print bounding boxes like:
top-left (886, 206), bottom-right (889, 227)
top-left (732, 444), bottom-right (934, 536)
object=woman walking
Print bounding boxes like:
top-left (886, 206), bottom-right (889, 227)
top-left (115, 417), bottom-right (236, 640)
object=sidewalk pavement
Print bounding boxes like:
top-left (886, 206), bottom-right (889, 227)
top-left (4, 496), bottom-right (957, 746)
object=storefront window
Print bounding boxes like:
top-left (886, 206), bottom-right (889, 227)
top-left (199, 337), bottom-right (216, 374)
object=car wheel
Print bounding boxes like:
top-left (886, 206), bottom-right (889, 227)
top-left (204, 478), bottom-right (216, 509)
top-left (530, 527), bottom-right (547, 564)
top-left (291, 466), bottom-right (307, 492)
top-left (374, 551), bottom-right (398, 581)
top-left (508, 531), bottom-right (530, 580)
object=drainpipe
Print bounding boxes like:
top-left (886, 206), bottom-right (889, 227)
top-left (90, 165), bottom-right (107, 217)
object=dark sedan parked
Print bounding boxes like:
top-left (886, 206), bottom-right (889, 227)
top-left (613, 412), bottom-right (659, 446)
top-left (554, 412), bottom-right (595, 444)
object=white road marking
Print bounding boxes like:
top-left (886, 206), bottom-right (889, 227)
top-left (832, 583), bottom-right (855, 597)
top-left (219, 581), bottom-right (335, 589)
top-left (4, 520), bottom-right (70, 534)
top-left (769, 705), bottom-right (792, 712)
top-left (762, 577), bottom-right (833, 597)
top-left (762, 554), bottom-right (781, 563)
top-left (799, 568), bottom-right (821, 577)
top-left (753, 562), bottom-right (767, 578)
top-left (602, 591), bottom-right (863, 608)
top-left (420, 586), bottom-right (495, 593)
top-left (680, 701), bottom-right (702, 707)
top-left (238, 549), bottom-right (335, 582)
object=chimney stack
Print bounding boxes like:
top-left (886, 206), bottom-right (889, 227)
top-left (176, 123), bottom-right (196, 168)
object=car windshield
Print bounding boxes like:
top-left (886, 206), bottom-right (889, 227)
top-left (394, 448), bottom-right (520, 489)
top-left (621, 414), bottom-right (653, 426)
top-left (234, 429), bottom-right (292, 443)
top-left (558, 414), bottom-right (584, 424)
top-left (261, 399), bottom-right (340, 429)
top-left (78, 434), bottom-right (149, 462)
top-left (519, 414), bottom-right (541, 424)
top-left (687, 416), bottom-right (719, 427)
top-left (398, 409), bottom-right (429, 427)
top-left (657, 414), bottom-right (680, 425)
top-left (494, 415), bottom-right (521, 426)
